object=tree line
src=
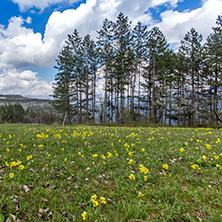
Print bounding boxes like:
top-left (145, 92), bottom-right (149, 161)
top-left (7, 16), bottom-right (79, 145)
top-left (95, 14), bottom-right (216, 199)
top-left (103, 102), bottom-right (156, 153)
top-left (52, 12), bottom-right (222, 127)
top-left (0, 104), bottom-right (57, 124)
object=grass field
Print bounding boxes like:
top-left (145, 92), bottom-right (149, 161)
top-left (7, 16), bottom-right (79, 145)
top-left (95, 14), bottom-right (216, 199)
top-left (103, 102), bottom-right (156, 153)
top-left (0, 124), bottom-right (222, 221)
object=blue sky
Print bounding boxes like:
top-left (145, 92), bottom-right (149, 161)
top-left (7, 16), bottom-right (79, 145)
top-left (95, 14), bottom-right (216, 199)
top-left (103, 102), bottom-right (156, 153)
top-left (0, 0), bottom-right (221, 98)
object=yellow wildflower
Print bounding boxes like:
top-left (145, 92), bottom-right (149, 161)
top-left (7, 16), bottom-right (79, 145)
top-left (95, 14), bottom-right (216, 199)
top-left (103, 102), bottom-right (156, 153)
top-left (91, 194), bottom-right (97, 201)
top-left (19, 165), bottom-right (25, 170)
top-left (128, 159), bottom-right (134, 164)
top-left (101, 154), bottom-right (106, 160)
top-left (180, 148), bottom-right (184, 152)
top-left (9, 172), bottom-right (14, 179)
top-left (191, 164), bottom-right (201, 170)
top-left (138, 191), bottom-right (144, 197)
top-left (107, 152), bottom-right (112, 158)
top-left (128, 151), bottom-right (133, 156)
top-left (100, 197), bottom-right (106, 204)
top-left (93, 201), bottom-right (99, 207)
top-left (129, 174), bottom-right (135, 180)
top-left (26, 155), bottom-right (33, 161)
top-left (81, 211), bottom-right (87, 221)
top-left (139, 164), bottom-right (149, 174)
top-left (162, 164), bottom-right (168, 170)
top-left (214, 155), bottom-right (219, 160)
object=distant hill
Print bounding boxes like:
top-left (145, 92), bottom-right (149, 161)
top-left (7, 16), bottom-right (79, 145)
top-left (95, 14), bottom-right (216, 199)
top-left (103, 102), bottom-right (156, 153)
top-left (0, 94), bottom-right (52, 110)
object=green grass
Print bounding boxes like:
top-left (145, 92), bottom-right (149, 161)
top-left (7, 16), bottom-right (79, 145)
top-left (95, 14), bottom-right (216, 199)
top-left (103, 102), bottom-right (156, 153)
top-left (0, 124), bottom-right (222, 221)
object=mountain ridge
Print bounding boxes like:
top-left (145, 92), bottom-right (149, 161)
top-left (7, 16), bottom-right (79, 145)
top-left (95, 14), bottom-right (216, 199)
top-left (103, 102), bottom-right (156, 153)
top-left (0, 94), bottom-right (52, 110)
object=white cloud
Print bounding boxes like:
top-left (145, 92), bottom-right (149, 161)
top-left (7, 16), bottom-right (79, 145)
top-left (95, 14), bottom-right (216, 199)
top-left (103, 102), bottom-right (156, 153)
top-left (0, 69), bottom-right (53, 98)
top-left (11, 0), bottom-right (82, 12)
top-left (156, 0), bottom-right (222, 44)
top-left (0, 0), bottom-right (182, 71)
top-left (0, 16), bottom-right (58, 70)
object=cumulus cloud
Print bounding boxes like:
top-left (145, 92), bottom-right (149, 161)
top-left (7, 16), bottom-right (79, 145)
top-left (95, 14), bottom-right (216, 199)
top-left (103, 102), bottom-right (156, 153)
top-left (3, 0), bottom-right (220, 70)
top-left (0, 69), bottom-right (53, 98)
top-left (11, 0), bottom-right (82, 12)
top-left (156, 0), bottom-right (222, 44)
top-left (0, 16), bottom-right (57, 70)
top-left (1, 0), bottom-right (178, 70)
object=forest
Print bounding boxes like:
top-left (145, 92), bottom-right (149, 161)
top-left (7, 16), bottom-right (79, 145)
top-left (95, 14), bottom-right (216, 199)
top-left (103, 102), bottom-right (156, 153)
top-left (52, 12), bottom-right (222, 127)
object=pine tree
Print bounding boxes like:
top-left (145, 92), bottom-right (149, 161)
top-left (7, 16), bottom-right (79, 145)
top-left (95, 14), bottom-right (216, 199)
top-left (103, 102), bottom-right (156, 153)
top-left (132, 22), bottom-right (148, 119)
top-left (97, 18), bottom-right (115, 123)
top-left (82, 35), bottom-right (97, 122)
top-left (146, 27), bottom-right (169, 124)
top-left (66, 29), bottom-right (84, 124)
top-left (53, 45), bottom-right (74, 124)
top-left (203, 15), bottom-right (222, 125)
top-left (178, 28), bottom-right (203, 126)
top-left (113, 12), bottom-right (133, 123)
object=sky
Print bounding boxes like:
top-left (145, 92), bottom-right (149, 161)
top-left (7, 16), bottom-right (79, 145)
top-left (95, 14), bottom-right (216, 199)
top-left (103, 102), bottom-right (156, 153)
top-left (0, 0), bottom-right (222, 99)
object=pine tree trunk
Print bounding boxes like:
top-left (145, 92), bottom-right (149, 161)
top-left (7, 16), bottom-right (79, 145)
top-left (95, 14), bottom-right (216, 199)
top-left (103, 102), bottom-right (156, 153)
top-left (169, 87), bottom-right (172, 126)
top-left (115, 87), bottom-right (119, 123)
top-left (79, 83), bottom-right (82, 124)
top-left (138, 69), bottom-right (141, 115)
top-left (110, 90), bottom-right (113, 123)
top-left (213, 67), bottom-right (218, 125)
top-left (127, 82), bottom-right (130, 113)
top-left (93, 72), bottom-right (96, 123)
top-left (104, 62), bottom-right (108, 123)
top-left (178, 80), bottom-right (181, 127)
top-left (120, 85), bottom-right (124, 124)
top-left (131, 68), bottom-right (136, 120)
top-left (85, 66), bottom-right (89, 122)
top-left (76, 82), bottom-right (79, 124)
top-left (191, 71), bottom-right (195, 126)
top-left (151, 56), bottom-right (156, 124)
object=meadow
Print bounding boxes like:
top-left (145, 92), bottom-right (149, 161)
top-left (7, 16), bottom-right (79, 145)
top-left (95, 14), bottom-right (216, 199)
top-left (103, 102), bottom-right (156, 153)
top-left (0, 124), bottom-right (222, 222)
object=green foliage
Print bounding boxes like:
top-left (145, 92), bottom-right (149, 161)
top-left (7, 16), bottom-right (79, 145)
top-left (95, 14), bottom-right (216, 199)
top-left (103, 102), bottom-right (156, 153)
top-left (0, 104), bottom-right (25, 123)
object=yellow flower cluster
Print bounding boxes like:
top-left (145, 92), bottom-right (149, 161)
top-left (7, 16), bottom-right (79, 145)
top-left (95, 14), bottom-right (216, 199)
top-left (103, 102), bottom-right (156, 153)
top-left (162, 164), bottom-right (168, 170)
top-left (107, 152), bottom-right (113, 158)
top-left (78, 152), bottom-right (85, 158)
top-left (205, 144), bottom-right (211, 149)
top-left (191, 164), bottom-right (201, 170)
top-left (81, 211), bottom-right (87, 221)
top-left (128, 159), bottom-right (134, 164)
top-left (9, 172), bottom-right (14, 179)
top-left (129, 174), bottom-right (136, 180)
top-left (139, 164), bottom-right (149, 174)
top-left (138, 191), bottom-right (144, 197)
top-left (91, 194), bottom-right (99, 207)
top-left (180, 148), bottom-right (184, 152)
top-left (216, 138), bottom-right (221, 144)
top-left (90, 194), bottom-right (106, 207)
top-left (26, 155), bottom-right (33, 161)
top-left (5, 160), bottom-right (22, 167)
